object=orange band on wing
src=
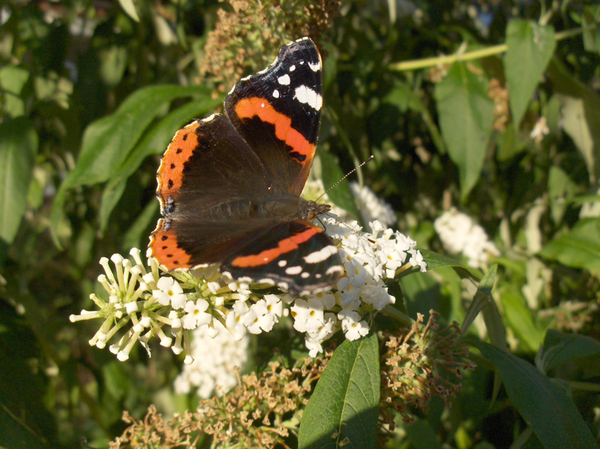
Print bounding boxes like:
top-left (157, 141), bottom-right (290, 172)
top-left (157, 121), bottom-right (200, 200)
top-left (231, 227), bottom-right (319, 267)
top-left (149, 220), bottom-right (192, 270)
top-left (235, 97), bottom-right (314, 160)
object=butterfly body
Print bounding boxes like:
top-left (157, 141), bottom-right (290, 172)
top-left (149, 38), bottom-right (343, 296)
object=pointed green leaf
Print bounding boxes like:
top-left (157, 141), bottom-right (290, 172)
top-left (558, 95), bottom-right (596, 184)
top-left (0, 118), bottom-right (38, 244)
top-left (122, 200), bottom-right (159, 251)
top-left (118, 0), bottom-right (140, 22)
top-left (435, 62), bottom-right (494, 199)
top-left (475, 342), bottom-right (597, 449)
top-left (538, 330), bottom-right (600, 374)
top-left (539, 218), bottom-right (600, 271)
top-left (500, 285), bottom-right (545, 352)
top-left (504, 20), bottom-right (556, 127)
top-left (462, 265), bottom-right (503, 345)
top-left (419, 249), bottom-right (480, 281)
top-left (298, 333), bottom-right (380, 449)
top-left (547, 59), bottom-right (600, 184)
top-left (581, 7), bottom-right (600, 54)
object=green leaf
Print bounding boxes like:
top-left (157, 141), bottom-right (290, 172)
top-left (500, 285), bottom-right (545, 352)
top-left (558, 95), bottom-right (595, 183)
top-left (435, 62), bottom-right (494, 200)
top-left (475, 342), bottom-right (597, 449)
top-left (504, 20), bottom-right (556, 127)
top-left (548, 166), bottom-right (578, 224)
top-left (462, 265), bottom-right (503, 344)
top-left (99, 45), bottom-right (128, 87)
top-left (99, 96), bottom-right (220, 232)
top-left (315, 150), bottom-right (361, 222)
top-left (538, 329), bottom-right (600, 374)
top-left (298, 333), bottom-right (380, 449)
top-left (404, 418), bottom-right (444, 449)
top-left (419, 249), bottom-right (480, 281)
top-left (539, 218), bottom-right (600, 271)
top-left (118, 0), bottom-right (140, 22)
top-left (0, 65), bottom-right (30, 117)
top-left (50, 85), bottom-right (212, 246)
top-left (0, 118), bottom-right (38, 244)
top-left (547, 59), bottom-right (600, 184)
top-left (122, 200), bottom-right (159, 251)
top-left (581, 7), bottom-right (600, 54)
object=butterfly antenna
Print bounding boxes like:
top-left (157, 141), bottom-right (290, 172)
top-left (317, 155), bottom-right (374, 202)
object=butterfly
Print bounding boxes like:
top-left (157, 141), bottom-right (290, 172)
top-left (149, 37), bottom-right (343, 296)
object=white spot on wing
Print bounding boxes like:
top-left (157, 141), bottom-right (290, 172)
top-left (285, 266), bottom-right (303, 275)
top-left (308, 61), bottom-right (321, 72)
top-left (301, 272), bottom-right (310, 279)
top-left (294, 85), bottom-right (323, 111)
top-left (278, 260), bottom-right (287, 267)
top-left (289, 65), bottom-right (296, 72)
top-left (326, 265), bottom-right (344, 276)
top-left (304, 245), bottom-right (337, 264)
top-left (278, 74), bottom-right (291, 85)
top-left (273, 89), bottom-right (280, 98)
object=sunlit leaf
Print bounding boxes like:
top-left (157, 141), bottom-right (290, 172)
top-left (539, 218), bottom-right (600, 271)
top-left (504, 20), bottom-right (556, 127)
top-left (298, 334), bottom-right (380, 449)
top-left (0, 118), bottom-right (38, 244)
top-left (435, 62), bottom-right (494, 199)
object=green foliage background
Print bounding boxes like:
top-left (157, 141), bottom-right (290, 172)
top-left (1, 0), bottom-right (599, 447)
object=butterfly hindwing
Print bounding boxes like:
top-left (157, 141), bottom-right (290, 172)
top-left (222, 220), bottom-right (343, 295)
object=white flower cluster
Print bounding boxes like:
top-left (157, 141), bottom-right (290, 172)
top-left (70, 248), bottom-right (286, 364)
top-left (434, 208), bottom-right (499, 269)
top-left (174, 320), bottom-right (249, 398)
top-left (294, 218), bottom-right (427, 356)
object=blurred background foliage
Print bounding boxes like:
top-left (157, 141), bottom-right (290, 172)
top-left (1, 0), bottom-right (599, 447)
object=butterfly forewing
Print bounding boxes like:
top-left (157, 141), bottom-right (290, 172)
top-left (225, 37), bottom-right (323, 195)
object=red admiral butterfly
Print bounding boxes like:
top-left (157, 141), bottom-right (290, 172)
top-left (149, 37), bottom-right (344, 296)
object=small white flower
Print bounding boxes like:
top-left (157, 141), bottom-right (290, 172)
top-left (181, 299), bottom-right (211, 329)
top-left (339, 309), bottom-right (370, 340)
top-left (530, 116), bottom-right (549, 143)
top-left (153, 277), bottom-right (187, 309)
top-left (225, 300), bottom-right (251, 340)
top-left (291, 298), bottom-right (325, 333)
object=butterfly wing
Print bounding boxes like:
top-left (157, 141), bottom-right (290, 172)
top-left (225, 37), bottom-right (323, 196)
top-left (222, 220), bottom-right (343, 295)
